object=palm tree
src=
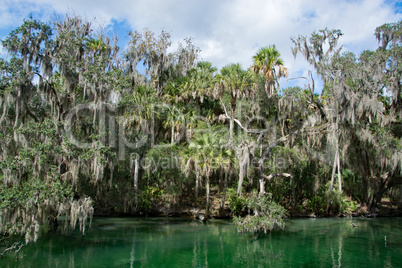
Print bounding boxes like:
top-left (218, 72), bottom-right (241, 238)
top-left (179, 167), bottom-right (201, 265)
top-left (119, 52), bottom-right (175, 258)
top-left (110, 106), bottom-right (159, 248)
top-left (119, 85), bottom-right (158, 203)
top-left (87, 38), bottom-right (107, 55)
top-left (252, 45), bottom-right (288, 136)
top-left (215, 63), bottom-right (254, 143)
top-left (181, 130), bottom-right (233, 218)
top-left (163, 105), bottom-right (186, 145)
top-left (181, 61), bottom-right (217, 116)
top-left (252, 45), bottom-right (288, 98)
top-left (185, 61), bottom-right (217, 100)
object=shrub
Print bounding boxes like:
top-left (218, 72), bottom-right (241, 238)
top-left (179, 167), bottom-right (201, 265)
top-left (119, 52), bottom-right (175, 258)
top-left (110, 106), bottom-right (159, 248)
top-left (138, 186), bottom-right (164, 214)
top-left (306, 195), bottom-right (325, 213)
top-left (233, 192), bottom-right (286, 234)
top-left (307, 182), bottom-right (358, 215)
top-left (227, 188), bottom-right (247, 215)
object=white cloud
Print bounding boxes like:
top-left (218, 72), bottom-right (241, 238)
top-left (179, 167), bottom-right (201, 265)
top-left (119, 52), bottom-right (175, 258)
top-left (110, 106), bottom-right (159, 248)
top-left (1, 0), bottom-right (401, 90)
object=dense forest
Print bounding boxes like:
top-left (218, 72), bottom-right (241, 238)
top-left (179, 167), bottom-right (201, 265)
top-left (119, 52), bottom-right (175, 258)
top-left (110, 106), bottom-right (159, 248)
top-left (0, 15), bottom-right (401, 244)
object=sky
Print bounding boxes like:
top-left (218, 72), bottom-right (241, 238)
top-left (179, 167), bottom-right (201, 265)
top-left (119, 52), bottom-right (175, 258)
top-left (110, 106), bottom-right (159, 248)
top-left (1, 0), bottom-right (401, 90)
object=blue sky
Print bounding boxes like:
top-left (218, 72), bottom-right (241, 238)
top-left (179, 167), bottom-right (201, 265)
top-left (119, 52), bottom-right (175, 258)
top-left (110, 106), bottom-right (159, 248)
top-left (1, 0), bottom-right (401, 90)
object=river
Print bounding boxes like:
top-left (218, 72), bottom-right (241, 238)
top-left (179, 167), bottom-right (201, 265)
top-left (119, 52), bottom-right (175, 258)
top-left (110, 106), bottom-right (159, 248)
top-left (1, 217), bottom-right (402, 267)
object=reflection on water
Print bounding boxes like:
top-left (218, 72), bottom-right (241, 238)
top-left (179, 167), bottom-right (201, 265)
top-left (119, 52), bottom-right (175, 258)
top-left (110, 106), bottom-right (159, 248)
top-left (1, 217), bottom-right (402, 267)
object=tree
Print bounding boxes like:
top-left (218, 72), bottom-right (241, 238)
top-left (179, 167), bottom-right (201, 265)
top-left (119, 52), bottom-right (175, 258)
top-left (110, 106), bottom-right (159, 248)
top-left (252, 45), bottom-right (289, 138)
top-left (183, 61), bottom-right (217, 104)
top-left (291, 25), bottom-right (402, 212)
top-left (215, 63), bottom-right (255, 143)
top-left (125, 29), bottom-right (199, 93)
top-left (181, 128), bottom-right (233, 218)
top-left (252, 45), bottom-right (288, 98)
top-left (0, 16), bottom-right (100, 242)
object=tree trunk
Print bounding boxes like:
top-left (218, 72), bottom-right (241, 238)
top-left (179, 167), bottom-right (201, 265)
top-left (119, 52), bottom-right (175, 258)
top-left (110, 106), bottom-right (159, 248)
top-left (274, 95), bottom-right (286, 138)
top-left (399, 184), bottom-right (402, 209)
top-left (237, 146), bottom-right (249, 196)
top-left (260, 173), bottom-right (293, 196)
top-left (206, 176), bottom-right (210, 218)
top-left (150, 114), bottom-right (155, 147)
top-left (134, 156), bottom-right (139, 204)
top-left (218, 168), bottom-right (223, 194)
top-left (220, 169), bottom-right (229, 209)
top-left (229, 103), bottom-right (234, 143)
top-left (237, 164), bottom-right (244, 196)
top-left (368, 190), bottom-right (381, 212)
top-left (367, 187), bottom-right (375, 212)
top-left (367, 173), bottom-right (393, 212)
top-left (195, 173), bottom-right (200, 199)
top-left (327, 150), bottom-right (338, 214)
top-left (337, 148), bottom-right (342, 192)
top-left (259, 178), bottom-right (266, 195)
top-left (171, 125), bottom-right (175, 145)
top-left (291, 175), bottom-right (296, 207)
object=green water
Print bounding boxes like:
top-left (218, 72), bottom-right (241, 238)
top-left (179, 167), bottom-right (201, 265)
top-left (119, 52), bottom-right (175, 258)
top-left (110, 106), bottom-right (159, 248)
top-left (1, 217), bottom-right (402, 267)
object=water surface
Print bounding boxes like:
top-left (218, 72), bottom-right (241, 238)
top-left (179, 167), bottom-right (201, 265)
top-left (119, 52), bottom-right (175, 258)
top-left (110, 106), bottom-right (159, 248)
top-left (2, 217), bottom-right (402, 267)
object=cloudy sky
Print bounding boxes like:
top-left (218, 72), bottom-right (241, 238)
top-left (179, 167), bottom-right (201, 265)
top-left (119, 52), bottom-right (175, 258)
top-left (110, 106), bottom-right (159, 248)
top-left (1, 0), bottom-right (401, 89)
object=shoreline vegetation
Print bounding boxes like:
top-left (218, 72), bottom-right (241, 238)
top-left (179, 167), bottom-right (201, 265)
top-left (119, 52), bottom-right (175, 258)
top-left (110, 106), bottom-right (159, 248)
top-left (92, 191), bottom-right (402, 219)
top-left (0, 14), bottom-right (401, 250)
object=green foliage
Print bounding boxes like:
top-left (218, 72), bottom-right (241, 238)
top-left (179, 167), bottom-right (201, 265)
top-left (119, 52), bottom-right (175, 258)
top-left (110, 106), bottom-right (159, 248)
top-left (2, 18), bottom-right (53, 60)
top-left (0, 178), bottom-right (73, 210)
top-left (0, 57), bottom-right (26, 95)
top-left (233, 192), bottom-right (286, 234)
top-left (327, 186), bottom-right (358, 216)
top-left (341, 169), bottom-right (364, 202)
top-left (138, 186), bottom-right (165, 214)
top-left (226, 188), bottom-right (247, 215)
top-left (306, 182), bottom-right (358, 215)
top-left (306, 195), bottom-right (325, 213)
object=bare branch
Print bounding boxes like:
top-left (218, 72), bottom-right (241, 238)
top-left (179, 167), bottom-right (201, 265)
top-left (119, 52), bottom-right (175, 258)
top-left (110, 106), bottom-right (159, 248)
top-left (263, 173), bottom-right (293, 180)
top-left (219, 98), bottom-right (268, 137)
top-left (0, 241), bottom-right (24, 257)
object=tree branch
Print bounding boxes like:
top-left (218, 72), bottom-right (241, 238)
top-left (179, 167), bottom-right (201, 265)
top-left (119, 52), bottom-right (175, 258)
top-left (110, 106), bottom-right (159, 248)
top-left (0, 241), bottom-right (23, 257)
top-left (263, 172), bottom-right (293, 180)
top-left (24, 103), bottom-right (39, 122)
top-left (219, 98), bottom-right (269, 139)
top-left (31, 71), bottom-right (60, 108)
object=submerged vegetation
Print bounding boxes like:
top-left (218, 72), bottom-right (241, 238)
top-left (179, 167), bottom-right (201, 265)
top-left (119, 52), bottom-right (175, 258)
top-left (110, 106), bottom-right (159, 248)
top-left (0, 15), bottom-right (401, 248)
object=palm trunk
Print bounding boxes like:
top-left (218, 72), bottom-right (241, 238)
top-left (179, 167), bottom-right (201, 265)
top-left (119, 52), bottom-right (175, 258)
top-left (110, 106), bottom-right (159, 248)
top-left (229, 104), bottom-right (234, 143)
top-left (171, 125), bottom-right (175, 145)
top-left (195, 173), bottom-right (200, 199)
top-left (134, 156), bottom-right (139, 204)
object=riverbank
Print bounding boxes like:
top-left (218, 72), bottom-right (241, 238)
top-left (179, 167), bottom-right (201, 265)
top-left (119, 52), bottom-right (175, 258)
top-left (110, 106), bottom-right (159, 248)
top-left (94, 193), bottom-right (402, 219)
